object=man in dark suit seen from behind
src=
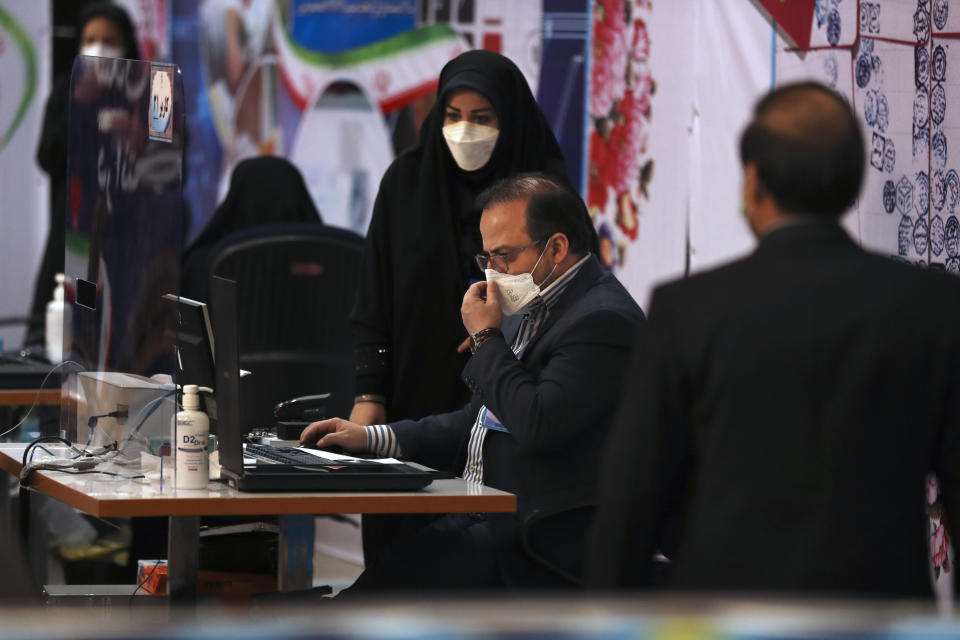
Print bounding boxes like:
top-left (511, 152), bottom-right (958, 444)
top-left (301, 173), bottom-right (645, 592)
top-left (586, 81), bottom-right (960, 598)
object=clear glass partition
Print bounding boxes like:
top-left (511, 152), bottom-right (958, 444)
top-left (62, 55), bottom-right (184, 458)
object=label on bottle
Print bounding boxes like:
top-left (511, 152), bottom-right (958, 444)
top-left (176, 411), bottom-right (209, 489)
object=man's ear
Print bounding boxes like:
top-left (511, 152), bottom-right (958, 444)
top-left (549, 232), bottom-right (570, 264)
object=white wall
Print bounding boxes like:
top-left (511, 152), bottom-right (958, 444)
top-left (0, 0), bottom-right (51, 351)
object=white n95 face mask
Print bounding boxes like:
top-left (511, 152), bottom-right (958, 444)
top-left (485, 269), bottom-right (539, 316)
top-left (484, 247), bottom-right (557, 316)
top-left (442, 121), bottom-right (499, 171)
top-left (81, 43), bottom-right (124, 59)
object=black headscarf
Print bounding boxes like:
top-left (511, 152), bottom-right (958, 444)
top-left (351, 50), bottom-right (572, 422)
top-left (78, 2), bottom-right (142, 60)
top-left (181, 156), bottom-right (323, 301)
top-left (189, 156), bottom-right (322, 248)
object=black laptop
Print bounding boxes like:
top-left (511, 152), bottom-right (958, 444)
top-left (209, 275), bottom-right (450, 492)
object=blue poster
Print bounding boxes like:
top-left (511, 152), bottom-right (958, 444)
top-left (290, 0), bottom-right (416, 52)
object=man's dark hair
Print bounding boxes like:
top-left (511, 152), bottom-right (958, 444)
top-left (739, 81), bottom-right (864, 217)
top-left (476, 172), bottom-right (597, 255)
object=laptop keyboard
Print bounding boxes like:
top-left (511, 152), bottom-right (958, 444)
top-left (245, 444), bottom-right (370, 466)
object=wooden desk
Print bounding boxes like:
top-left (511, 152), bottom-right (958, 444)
top-left (0, 444), bottom-right (516, 603)
top-left (0, 389), bottom-right (60, 407)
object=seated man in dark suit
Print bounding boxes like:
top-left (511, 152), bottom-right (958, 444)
top-left (586, 81), bottom-right (960, 598)
top-left (301, 173), bottom-right (645, 592)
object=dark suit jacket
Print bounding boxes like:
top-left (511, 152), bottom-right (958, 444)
top-left (587, 221), bottom-right (960, 597)
top-left (391, 255), bottom-right (644, 585)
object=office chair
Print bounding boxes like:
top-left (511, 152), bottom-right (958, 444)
top-left (200, 224), bottom-right (364, 592)
top-left (206, 223), bottom-right (364, 431)
top-left (520, 501), bottom-right (595, 586)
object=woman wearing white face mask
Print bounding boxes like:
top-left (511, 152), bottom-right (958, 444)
top-left (26, 3), bottom-right (140, 348)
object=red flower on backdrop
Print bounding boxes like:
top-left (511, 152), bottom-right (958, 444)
top-left (587, 0), bottom-right (655, 250)
top-left (591, 21), bottom-right (628, 118)
top-left (610, 98), bottom-right (647, 194)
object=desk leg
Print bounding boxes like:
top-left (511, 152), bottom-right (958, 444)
top-left (278, 515), bottom-right (313, 592)
top-left (167, 516), bottom-right (199, 605)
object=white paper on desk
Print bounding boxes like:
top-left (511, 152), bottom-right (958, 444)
top-left (296, 448), bottom-right (363, 462)
top-left (296, 448), bottom-right (402, 464)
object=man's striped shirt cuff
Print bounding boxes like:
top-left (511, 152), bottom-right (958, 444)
top-left (363, 424), bottom-right (401, 458)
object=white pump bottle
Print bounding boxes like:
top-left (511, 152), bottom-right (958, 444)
top-left (45, 273), bottom-right (71, 363)
top-left (175, 384), bottom-right (210, 489)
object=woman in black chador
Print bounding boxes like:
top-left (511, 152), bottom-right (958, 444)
top-left (180, 156), bottom-right (323, 303)
top-left (349, 50), bottom-right (574, 428)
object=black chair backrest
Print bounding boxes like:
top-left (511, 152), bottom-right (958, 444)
top-left (208, 223), bottom-right (364, 429)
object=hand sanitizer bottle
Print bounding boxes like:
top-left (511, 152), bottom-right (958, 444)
top-left (45, 273), bottom-right (71, 363)
top-left (175, 385), bottom-right (210, 489)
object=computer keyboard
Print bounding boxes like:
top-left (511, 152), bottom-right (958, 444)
top-left (244, 444), bottom-right (371, 466)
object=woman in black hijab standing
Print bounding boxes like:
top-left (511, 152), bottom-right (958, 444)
top-left (349, 50), bottom-right (572, 429)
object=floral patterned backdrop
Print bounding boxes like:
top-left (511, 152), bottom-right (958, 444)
top-left (587, 0), bottom-right (655, 271)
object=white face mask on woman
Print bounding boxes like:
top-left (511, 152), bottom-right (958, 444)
top-left (442, 121), bottom-right (499, 171)
top-left (81, 43), bottom-right (123, 58)
top-left (484, 246), bottom-right (557, 316)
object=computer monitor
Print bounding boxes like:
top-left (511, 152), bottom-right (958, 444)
top-left (163, 294), bottom-right (215, 391)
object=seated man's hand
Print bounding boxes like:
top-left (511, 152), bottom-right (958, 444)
top-left (462, 280), bottom-right (502, 335)
top-left (349, 401), bottom-right (386, 426)
top-left (300, 418), bottom-right (368, 452)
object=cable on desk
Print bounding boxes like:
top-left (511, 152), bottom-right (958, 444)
top-left (18, 459), bottom-right (147, 488)
top-left (0, 360), bottom-right (86, 439)
top-left (115, 391), bottom-right (177, 457)
top-left (19, 436), bottom-right (122, 488)
top-left (32, 444), bottom-right (61, 459)
top-left (19, 457), bottom-right (99, 487)
top-left (21, 436), bottom-right (114, 466)
top-left (84, 410), bottom-right (129, 448)
top-left (22, 436), bottom-right (77, 465)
